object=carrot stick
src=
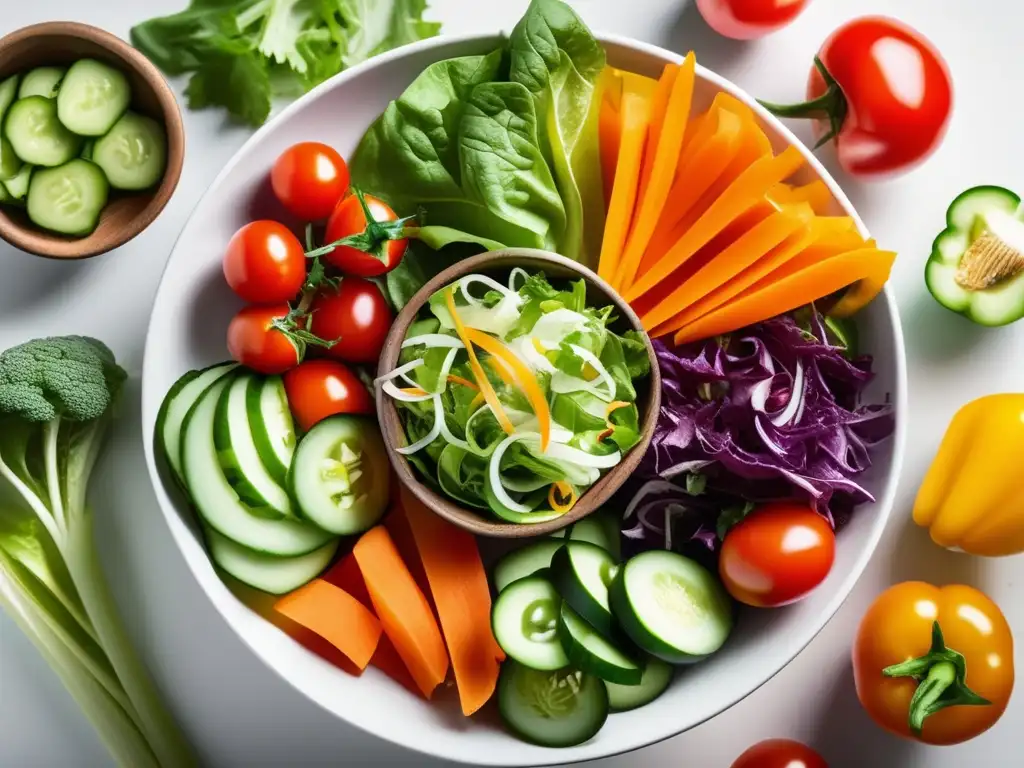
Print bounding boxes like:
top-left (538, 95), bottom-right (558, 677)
top-left (769, 179), bottom-right (834, 214)
top-left (397, 486), bottom-right (503, 716)
top-left (626, 145), bottom-right (806, 302)
top-left (672, 247), bottom-right (896, 344)
top-left (354, 526), bottom-right (450, 699)
top-left (614, 54), bottom-right (696, 291)
top-left (599, 99), bottom-right (621, 209)
top-left (274, 580), bottom-right (382, 671)
top-left (636, 62), bottom-right (680, 204)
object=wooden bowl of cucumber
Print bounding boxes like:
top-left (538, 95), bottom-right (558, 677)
top-left (0, 21), bottom-right (184, 259)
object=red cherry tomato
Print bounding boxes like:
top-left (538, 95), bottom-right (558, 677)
top-left (222, 221), bottom-right (306, 304)
top-left (227, 304), bottom-right (301, 375)
top-left (731, 739), bottom-right (827, 768)
top-left (696, 0), bottom-right (810, 40)
top-left (308, 277), bottom-right (393, 364)
top-left (718, 502), bottom-right (835, 608)
top-left (763, 16), bottom-right (952, 177)
top-left (283, 359), bottom-right (373, 432)
top-left (271, 142), bottom-right (350, 222)
top-left (324, 193), bottom-right (407, 276)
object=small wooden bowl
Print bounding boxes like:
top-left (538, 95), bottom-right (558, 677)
top-left (0, 22), bottom-right (184, 259)
top-left (377, 248), bottom-right (661, 538)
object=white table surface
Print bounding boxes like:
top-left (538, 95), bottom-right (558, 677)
top-left (1, 1), bottom-right (1021, 766)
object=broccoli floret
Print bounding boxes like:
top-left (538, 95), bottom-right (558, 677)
top-left (0, 336), bottom-right (127, 422)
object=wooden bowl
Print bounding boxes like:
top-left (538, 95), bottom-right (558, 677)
top-left (0, 22), bottom-right (184, 259)
top-left (376, 248), bottom-right (661, 538)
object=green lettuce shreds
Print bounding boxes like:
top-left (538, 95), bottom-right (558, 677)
top-left (131, 0), bottom-right (442, 126)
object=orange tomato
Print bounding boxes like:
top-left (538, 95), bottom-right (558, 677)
top-left (853, 582), bottom-right (1013, 745)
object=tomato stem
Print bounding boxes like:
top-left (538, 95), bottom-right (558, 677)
top-left (758, 57), bottom-right (848, 149)
top-left (882, 621), bottom-right (991, 736)
top-left (304, 187), bottom-right (418, 262)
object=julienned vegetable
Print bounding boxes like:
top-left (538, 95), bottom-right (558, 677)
top-left (131, 0), bottom-right (441, 127)
top-left (914, 394), bottom-right (1024, 556)
top-left (0, 337), bottom-right (193, 768)
top-left (925, 186), bottom-right (1024, 326)
top-left (377, 270), bottom-right (650, 522)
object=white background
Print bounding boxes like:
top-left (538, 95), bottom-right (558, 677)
top-left (1, 1), bottom-right (1021, 766)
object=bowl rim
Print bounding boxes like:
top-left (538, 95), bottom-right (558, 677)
top-left (141, 29), bottom-right (908, 766)
top-left (0, 20), bottom-right (185, 260)
top-left (375, 247), bottom-right (661, 539)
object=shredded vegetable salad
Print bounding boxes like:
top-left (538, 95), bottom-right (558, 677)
top-left (377, 271), bottom-right (650, 523)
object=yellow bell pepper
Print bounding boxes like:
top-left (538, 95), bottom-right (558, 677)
top-left (914, 394), bottom-right (1024, 556)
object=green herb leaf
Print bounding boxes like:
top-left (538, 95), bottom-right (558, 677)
top-left (717, 501), bottom-right (755, 541)
top-left (185, 52), bottom-right (272, 127)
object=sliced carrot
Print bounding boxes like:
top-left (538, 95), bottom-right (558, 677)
top-left (614, 53), bottom-right (696, 291)
top-left (447, 374), bottom-right (479, 391)
top-left (769, 179), bottom-right (834, 214)
top-left (599, 77), bottom-right (622, 208)
top-left (829, 271), bottom-right (889, 318)
top-left (396, 486), bottom-right (503, 716)
top-left (640, 202), bottom-right (816, 331)
top-left (353, 526), bottom-right (450, 699)
top-left (465, 328), bottom-right (551, 451)
top-left (636, 62), bottom-right (680, 204)
top-left (446, 289), bottom-right (514, 435)
top-left (597, 72), bottom-right (656, 283)
top-left (672, 247), bottom-right (896, 345)
top-left (399, 386), bottom-right (429, 397)
top-left (626, 145), bottom-right (806, 302)
top-left (274, 580), bottom-right (382, 671)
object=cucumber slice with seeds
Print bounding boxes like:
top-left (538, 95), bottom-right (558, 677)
top-left (5, 96), bottom-right (82, 167)
top-left (57, 59), bottom-right (131, 136)
top-left (26, 159), bottom-right (108, 236)
top-left (92, 110), bottom-right (166, 190)
top-left (492, 539), bottom-right (564, 593)
top-left (18, 66), bottom-right (65, 99)
top-left (605, 656), bottom-right (673, 712)
top-left (558, 602), bottom-right (642, 685)
top-left (491, 575), bottom-right (567, 670)
top-left (550, 540), bottom-right (619, 637)
top-left (498, 662), bottom-right (608, 748)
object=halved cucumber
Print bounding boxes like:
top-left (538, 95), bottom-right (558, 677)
top-left (213, 372), bottom-right (293, 518)
top-left (288, 415), bottom-right (389, 535)
top-left (18, 66), bottom-right (65, 99)
top-left (92, 110), bottom-right (166, 190)
top-left (605, 656), bottom-right (673, 712)
top-left (550, 540), bottom-right (618, 637)
top-left (2, 162), bottom-right (32, 201)
top-left (567, 510), bottom-right (621, 560)
top-left (156, 362), bottom-right (237, 487)
top-left (0, 137), bottom-right (22, 181)
top-left (182, 375), bottom-right (334, 556)
top-left (492, 539), bottom-right (564, 593)
top-left (248, 375), bottom-right (295, 486)
top-left (609, 551), bottom-right (734, 664)
top-left (498, 661), bottom-right (608, 748)
top-left (558, 602), bottom-right (642, 685)
top-left (26, 159), bottom-right (109, 236)
top-left (0, 74), bottom-right (19, 122)
top-left (5, 96), bottom-right (81, 167)
top-left (491, 575), bottom-right (568, 670)
top-left (57, 59), bottom-right (131, 136)
top-left (204, 525), bottom-right (337, 595)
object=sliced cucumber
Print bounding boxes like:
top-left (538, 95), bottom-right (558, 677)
top-left (57, 59), bottom-right (131, 136)
top-left (182, 375), bottom-right (334, 556)
top-left (204, 525), bottom-right (337, 595)
top-left (248, 375), bottom-right (295, 487)
top-left (491, 575), bottom-right (568, 670)
top-left (0, 182), bottom-right (10, 204)
top-left (3, 162), bottom-right (32, 200)
top-left (0, 74), bottom-right (19, 123)
top-left (550, 541), bottom-right (618, 637)
top-left (27, 159), bottom-right (109, 236)
top-left (558, 602), bottom-right (642, 685)
top-left (492, 539), bottom-right (564, 593)
top-left (5, 96), bottom-right (81, 166)
top-left (0, 137), bottom-right (22, 181)
top-left (568, 510), bottom-right (621, 560)
top-left (92, 110), bottom-right (166, 190)
top-left (498, 662), bottom-right (608, 748)
top-left (605, 656), bottom-right (673, 712)
top-left (18, 66), bottom-right (65, 99)
top-left (610, 551), bottom-right (734, 664)
top-left (80, 139), bottom-right (95, 161)
top-left (156, 362), bottom-right (237, 487)
top-left (213, 372), bottom-right (293, 518)
top-left (288, 415), bottom-right (389, 535)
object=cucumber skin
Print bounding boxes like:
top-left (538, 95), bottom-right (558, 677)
top-left (557, 602), bottom-right (643, 686)
top-left (550, 542), bottom-right (618, 638)
top-left (606, 657), bottom-right (674, 712)
top-left (492, 539), bottom-right (564, 593)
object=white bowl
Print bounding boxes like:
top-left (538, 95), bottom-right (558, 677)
top-left (142, 32), bottom-right (908, 766)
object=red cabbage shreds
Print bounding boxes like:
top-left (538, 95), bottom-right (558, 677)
top-left (640, 312), bottom-right (895, 531)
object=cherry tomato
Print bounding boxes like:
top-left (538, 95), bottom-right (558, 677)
top-left (854, 582), bottom-right (1013, 746)
top-left (718, 502), bottom-right (835, 608)
top-left (222, 221), bottom-right (306, 304)
top-left (324, 193), bottom-right (407, 276)
top-left (283, 359), bottom-right (374, 432)
top-left (308, 277), bottom-right (393, 364)
top-left (731, 739), bottom-right (827, 768)
top-left (227, 304), bottom-right (301, 375)
top-left (762, 17), bottom-right (952, 177)
top-left (697, 0), bottom-right (810, 40)
top-left (271, 142), bottom-right (350, 222)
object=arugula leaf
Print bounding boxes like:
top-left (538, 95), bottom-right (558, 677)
top-left (185, 52), bottom-right (272, 127)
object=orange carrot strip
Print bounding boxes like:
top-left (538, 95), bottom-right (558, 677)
top-left (274, 580), bottom-right (382, 671)
top-left (397, 486), bottom-right (504, 716)
top-left (626, 145), bottom-right (805, 302)
top-left (486, 356), bottom-right (515, 387)
top-left (769, 179), bottom-right (834, 214)
top-left (614, 54), bottom-right (695, 291)
top-left (447, 374), bottom-right (479, 391)
top-left (599, 73), bottom-right (623, 208)
top-left (354, 526), bottom-right (450, 699)
top-left (637, 62), bottom-right (680, 204)
top-left (672, 247), bottom-right (896, 345)
top-left (597, 72), bottom-right (656, 283)
top-left (399, 386), bottom-right (429, 396)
